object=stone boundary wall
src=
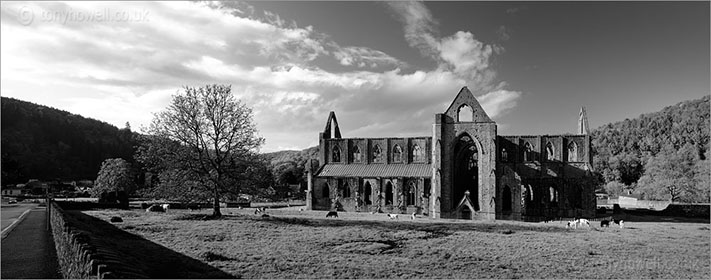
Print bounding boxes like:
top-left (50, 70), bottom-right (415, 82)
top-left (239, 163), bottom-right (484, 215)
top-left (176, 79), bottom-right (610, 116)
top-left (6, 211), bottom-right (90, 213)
top-left (50, 202), bottom-right (148, 278)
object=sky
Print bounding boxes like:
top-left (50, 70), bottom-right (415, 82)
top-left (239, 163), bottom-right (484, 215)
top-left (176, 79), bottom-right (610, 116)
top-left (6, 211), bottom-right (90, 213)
top-left (1, 1), bottom-right (709, 152)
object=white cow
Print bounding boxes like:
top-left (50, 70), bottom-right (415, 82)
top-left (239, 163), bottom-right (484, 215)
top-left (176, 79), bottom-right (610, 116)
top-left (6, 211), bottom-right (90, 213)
top-left (161, 203), bottom-right (170, 212)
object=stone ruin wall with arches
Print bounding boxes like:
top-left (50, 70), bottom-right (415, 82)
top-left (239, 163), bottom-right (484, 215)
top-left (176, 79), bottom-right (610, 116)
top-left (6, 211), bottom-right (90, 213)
top-left (307, 87), bottom-right (596, 221)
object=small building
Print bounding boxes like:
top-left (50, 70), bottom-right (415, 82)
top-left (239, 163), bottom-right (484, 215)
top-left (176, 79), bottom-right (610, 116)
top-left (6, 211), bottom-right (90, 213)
top-left (2, 188), bottom-right (26, 196)
top-left (307, 87), bottom-right (596, 220)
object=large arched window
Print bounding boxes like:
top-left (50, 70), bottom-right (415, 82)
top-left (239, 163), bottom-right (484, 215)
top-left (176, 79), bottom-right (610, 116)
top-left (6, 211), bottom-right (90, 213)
top-left (323, 183), bottom-right (330, 198)
top-left (342, 181), bottom-right (350, 198)
top-left (352, 145), bottom-right (362, 163)
top-left (458, 104), bottom-right (473, 122)
top-left (524, 142), bottom-right (534, 162)
top-left (568, 141), bottom-right (578, 162)
top-left (364, 182), bottom-right (372, 205)
top-left (373, 144), bottom-right (383, 163)
top-left (549, 186), bottom-right (558, 205)
top-left (385, 181), bottom-right (393, 205)
top-left (412, 144), bottom-right (423, 162)
top-left (332, 145), bottom-right (341, 162)
top-left (546, 142), bottom-right (555, 161)
top-left (393, 145), bottom-right (403, 163)
top-left (502, 185), bottom-right (512, 213)
top-left (407, 182), bottom-right (416, 206)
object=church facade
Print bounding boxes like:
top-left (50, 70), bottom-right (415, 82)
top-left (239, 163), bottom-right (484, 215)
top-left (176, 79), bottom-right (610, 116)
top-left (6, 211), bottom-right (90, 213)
top-left (306, 87), bottom-right (596, 221)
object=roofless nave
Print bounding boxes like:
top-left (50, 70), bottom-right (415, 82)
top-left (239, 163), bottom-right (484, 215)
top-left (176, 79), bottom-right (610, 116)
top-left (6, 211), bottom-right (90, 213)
top-left (306, 87), bottom-right (596, 221)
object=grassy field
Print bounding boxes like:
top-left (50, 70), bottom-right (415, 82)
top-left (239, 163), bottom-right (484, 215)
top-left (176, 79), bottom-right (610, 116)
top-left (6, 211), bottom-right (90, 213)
top-left (82, 207), bottom-right (710, 279)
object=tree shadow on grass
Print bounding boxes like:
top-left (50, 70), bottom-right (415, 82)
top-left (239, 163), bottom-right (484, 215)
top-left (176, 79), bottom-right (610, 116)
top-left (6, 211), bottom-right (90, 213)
top-left (250, 214), bottom-right (570, 236)
top-left (63, 210), bottom-right (235, 279)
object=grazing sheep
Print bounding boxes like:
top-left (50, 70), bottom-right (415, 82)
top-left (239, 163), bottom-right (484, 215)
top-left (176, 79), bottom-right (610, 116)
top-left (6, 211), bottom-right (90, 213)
top-left (566, 218), bottom-right (590, 229)
top-left (388, 213), bottom-right (399, 220)
top-left (146, 204), bottom-right (165, 212)
top-left (411, 212), bottom-right (417, 220)
top-left (254, 207), bottom-right (266, 215)
top-left (160, 203), bottom-right (170, 212)
top-left (110, 216), bottom-right (123, 223)
top-left (326, 211), bottom-right (338, 218)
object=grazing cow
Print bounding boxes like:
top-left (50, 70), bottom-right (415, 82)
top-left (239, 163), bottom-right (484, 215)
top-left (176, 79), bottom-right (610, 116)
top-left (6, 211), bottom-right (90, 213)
top-left (601, 220), bottom-right (610, 227)
top-left (161, 203), bottom-right (170, 212)
top-left (387, 213), bottom-right (399, 220)
top-left (613, 219), bottom-right (624, 228)
top-left (326, 211), bottom-right (338, 218)
top-left (254, 207), bottom-right (266, 215)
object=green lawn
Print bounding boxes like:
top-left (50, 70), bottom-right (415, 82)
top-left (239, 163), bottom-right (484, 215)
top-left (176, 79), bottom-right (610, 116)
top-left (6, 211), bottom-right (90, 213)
top-left (83, 207), bottom-right (710, 279)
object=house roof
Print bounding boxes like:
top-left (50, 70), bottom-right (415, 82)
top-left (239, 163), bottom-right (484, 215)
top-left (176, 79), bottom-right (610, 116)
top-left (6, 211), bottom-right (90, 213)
top-left (316, 163), bottom-right (432, 178)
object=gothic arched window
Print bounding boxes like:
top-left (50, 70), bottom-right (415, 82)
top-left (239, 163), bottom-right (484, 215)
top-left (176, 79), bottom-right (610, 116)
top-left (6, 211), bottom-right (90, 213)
top-left (501, 148), bottom-right (508, 162)
top-left (524, 142), bottom-right (534, 162)
top-left (458, 104), bottom-right (473, 122)
top-left (568, 141), bottom-right (578, 162)
top-left (332, 145), bottom-right (341, 162)
top-left (412, 144), bottom-right (423, 162)
top-left (546, 142), bottom-right (555, 161)
top-left (352, 145), bottom-right (362, 163)
top-left (373, 144), bottom-right (383, 163)
top-left (393, 145), bottom-right (403, 163)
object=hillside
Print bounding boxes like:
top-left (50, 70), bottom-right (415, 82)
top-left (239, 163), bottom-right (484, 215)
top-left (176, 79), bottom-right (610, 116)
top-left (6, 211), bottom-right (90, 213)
top-left (590, 95), bottom-right (710, 202)
top-left (1, 97), bottom-right (137, 184)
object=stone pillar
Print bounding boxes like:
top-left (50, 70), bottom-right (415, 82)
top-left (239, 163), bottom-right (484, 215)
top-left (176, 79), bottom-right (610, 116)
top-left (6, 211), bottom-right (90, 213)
top-left (306, 159), bottom-right (313, 210)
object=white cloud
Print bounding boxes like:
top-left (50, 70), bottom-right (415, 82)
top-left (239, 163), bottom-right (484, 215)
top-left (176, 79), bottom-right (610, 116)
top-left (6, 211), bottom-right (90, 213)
top-left (1, 1), bottom-right (522, 152)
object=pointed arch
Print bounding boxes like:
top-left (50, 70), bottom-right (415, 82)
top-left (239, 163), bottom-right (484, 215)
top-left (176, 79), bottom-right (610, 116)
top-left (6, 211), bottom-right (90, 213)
top-left (412, 144), bottom-right (423, 162)
top-left (524, 142), bottom-right (534, 162)
top-left (385, 181), bottom-right (393, 205)
top-left (352, 145), bottom-right (362, 163)
top-left (332, 145), bottom-right (341, 162)
top-left (373, 144), bottom-right (383, 163)
top-left (393, 144), bottom-right (403, 163)
top-left (457, 104), bottom-right (473, 122)
top-left (568, 141), bottom-right (578, 162)
top-left (546, 142), bottom-right (555, 161)
top-left (323, 183), bottom-right (330, 198)
top-left (323, 111), bottom-right (341, 138)
top-left (501, 148), bottom-right (508, 162)
top-left (453, 133), bottom-right (480, 211)
top-left (342, 181), bottom-right (350, 198)
top-left (364, 181), bottom-right (372, 205)
top-left (406, 181), bottom-right (417, 206)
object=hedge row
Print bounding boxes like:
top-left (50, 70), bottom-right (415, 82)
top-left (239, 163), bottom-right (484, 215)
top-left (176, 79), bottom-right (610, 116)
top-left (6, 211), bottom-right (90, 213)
top-left (50, 202), bottom-right (147, 278)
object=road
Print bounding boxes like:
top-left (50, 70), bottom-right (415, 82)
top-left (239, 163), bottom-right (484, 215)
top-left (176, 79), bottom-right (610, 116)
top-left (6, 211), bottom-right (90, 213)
top-left (1, 203), bottom-right (37, 231)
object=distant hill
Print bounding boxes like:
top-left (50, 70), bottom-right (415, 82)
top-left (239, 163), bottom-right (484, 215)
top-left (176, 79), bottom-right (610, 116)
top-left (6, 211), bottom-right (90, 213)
top-left (1, 97), bottom-right (137, 184)
top-left (590, 95), bottom-right (710, 202)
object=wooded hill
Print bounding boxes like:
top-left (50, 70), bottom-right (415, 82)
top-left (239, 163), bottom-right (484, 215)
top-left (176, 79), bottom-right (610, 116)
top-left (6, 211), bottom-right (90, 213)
top-left (590, 95), bottom-right (710, 202)
top-left (1, 97), bottom-right (137, 184)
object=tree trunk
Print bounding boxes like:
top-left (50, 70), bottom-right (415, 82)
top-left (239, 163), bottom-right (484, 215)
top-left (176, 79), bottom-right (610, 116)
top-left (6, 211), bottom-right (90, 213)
top-left (213, 183), bottom-right (222, 217)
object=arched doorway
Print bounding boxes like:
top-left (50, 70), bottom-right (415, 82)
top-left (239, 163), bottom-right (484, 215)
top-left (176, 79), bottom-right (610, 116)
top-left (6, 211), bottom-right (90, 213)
top-left (502, 185), bottom-right (512, 213)
top-left (364, 182), bottom-right (372, 205)
top-left (385, 181), bottom-right (393, 205)
top-left (453, 134), bottom-right (479, 211)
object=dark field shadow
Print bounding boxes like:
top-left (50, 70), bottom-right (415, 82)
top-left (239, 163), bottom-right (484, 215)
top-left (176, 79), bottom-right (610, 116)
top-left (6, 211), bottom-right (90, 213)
top-left (239, 214), bottom-right (569, 235)
top-left (63, 211), bottom-right (235, 279)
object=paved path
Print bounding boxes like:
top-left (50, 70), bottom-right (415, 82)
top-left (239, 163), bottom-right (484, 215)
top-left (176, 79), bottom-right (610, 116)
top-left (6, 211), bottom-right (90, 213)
top-left (1, 207), bottom-right (62, 279)
top-left (1, 203), bottom-right (36, 231)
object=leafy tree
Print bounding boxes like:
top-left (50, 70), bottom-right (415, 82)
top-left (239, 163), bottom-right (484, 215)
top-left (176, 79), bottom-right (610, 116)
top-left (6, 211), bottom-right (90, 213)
top-left (91, 158), bottom-right (136, 198)
top-left (637, 144), bottom-right (704, 202)
top-left (137, 84), bottom-right (264, 217)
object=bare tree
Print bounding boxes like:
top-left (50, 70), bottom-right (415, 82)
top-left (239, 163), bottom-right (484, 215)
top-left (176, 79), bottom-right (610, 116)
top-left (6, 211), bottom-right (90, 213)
top-left (141, 84), bottom-right (264, 217)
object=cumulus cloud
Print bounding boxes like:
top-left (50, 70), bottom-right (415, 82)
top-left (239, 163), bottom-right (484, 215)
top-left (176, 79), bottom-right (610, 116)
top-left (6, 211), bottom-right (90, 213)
top-left (1, 1), bottom-right (521, 152)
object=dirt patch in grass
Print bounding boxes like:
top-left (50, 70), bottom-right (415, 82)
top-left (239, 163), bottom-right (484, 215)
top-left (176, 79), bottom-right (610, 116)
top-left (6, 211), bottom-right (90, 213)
top-left (82, 208), bottom-right (711, 279)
